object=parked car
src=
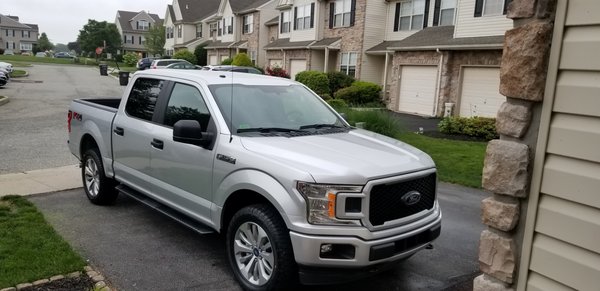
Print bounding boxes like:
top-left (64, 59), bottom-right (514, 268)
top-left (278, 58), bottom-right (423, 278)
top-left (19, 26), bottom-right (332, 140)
top-left (0, 62), bottom-right (13, 73)
top-left (3, 50), bottom-right (14, 56)
top-left (149, 59), bottom-right (188, 69)
top-left (165, 62), bottom-right (201, 70)
top-left (203, 65), bottom-right (262, 74)
top-left (136, 57), bottom-right (157, 70)
top-left (35, 52), bottom-right (47, 57)
top-left (67, 69), bottom-right (441, 290)
top-left (0, 68), bottom-right (10, 80)
top-left (0, 72), bottom-right (7, 87)
top-left (54, 52), bottom-right (74, 58)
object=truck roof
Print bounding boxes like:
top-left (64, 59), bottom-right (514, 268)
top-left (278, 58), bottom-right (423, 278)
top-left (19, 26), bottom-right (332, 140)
top-left (133, 69), bottom-right (298, 87)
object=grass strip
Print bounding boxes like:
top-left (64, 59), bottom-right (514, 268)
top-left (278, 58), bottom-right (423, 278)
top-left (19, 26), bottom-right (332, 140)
top-left (0, 196), bottom-right (85, 288)
top-left (9, 69), bottom-right (27, 78)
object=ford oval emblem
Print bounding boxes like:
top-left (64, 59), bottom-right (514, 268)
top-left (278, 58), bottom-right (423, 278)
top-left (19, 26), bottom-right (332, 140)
top-left (401, 191), bottom-right (421, 206)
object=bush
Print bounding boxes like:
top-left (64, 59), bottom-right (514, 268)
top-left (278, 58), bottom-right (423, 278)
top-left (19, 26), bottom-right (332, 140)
top-left (337, 108), bottom-right (403, 138)
top-left (194, 45), bottom-right (207, 66)
top-left (122, 53), bottom-right (138, 67)
top-left (0, 48), bottom-right (4, 55)
top-left (295, 71), bottom-right (330, 96)
top-left (173, 50), bottom-right (197, 64)
top-left (232, 53), bottom-right (253, 67)
top-left (327, 72), bottom-right (355, 95)
top-left (114, 54), bottom-right (124, 63)
top-left (327, 99), bottom-right (348, 109)
top-left (438, 116), bottom-right (498, 140)
top-left (266, 66), bottom-right (290, 78)
top-left (333, 81), bottom-right (382, 105)
top-left (221, 58), bottom-right (233, 65)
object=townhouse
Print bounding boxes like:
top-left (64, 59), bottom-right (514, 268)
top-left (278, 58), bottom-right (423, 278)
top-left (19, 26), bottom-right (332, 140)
top-left (163, 0), bottom-right (221, 56)
top-left (203, 0), bottom-right (278, 68)
top-left (0, 14), bottom-right (39, 54)
top-left (115, 10), bottom-right (163, 57)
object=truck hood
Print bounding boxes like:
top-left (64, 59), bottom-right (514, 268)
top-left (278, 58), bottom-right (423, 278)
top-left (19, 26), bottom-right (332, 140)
top-left (240, 129), bottom-right (435, 184)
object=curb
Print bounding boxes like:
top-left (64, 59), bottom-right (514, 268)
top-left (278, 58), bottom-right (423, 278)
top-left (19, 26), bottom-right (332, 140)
top-left (0, 96), bottom-right (8, 106)
top-left (0, 265), bottom-right (113, 291)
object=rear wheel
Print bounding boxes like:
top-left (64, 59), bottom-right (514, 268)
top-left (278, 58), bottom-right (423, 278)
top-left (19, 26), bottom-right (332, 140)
top-left (82, 148), bottom-right (118, 205)
top-left (226, 204), bottom-right (297, 290)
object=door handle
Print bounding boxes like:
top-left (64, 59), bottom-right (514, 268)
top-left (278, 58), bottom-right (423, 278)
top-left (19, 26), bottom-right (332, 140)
top-left (151, 138), bottom-right (164, 149)
top-left (113, 127), bottom-right (124, 136)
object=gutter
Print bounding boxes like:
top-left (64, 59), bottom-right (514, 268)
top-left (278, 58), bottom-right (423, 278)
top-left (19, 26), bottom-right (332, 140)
top-left (388, 44), bottom-right (503, 51)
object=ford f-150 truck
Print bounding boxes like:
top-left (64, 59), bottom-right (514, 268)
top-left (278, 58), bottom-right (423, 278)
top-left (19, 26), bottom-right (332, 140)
top-left (68, 69), bottom-right (441, 290)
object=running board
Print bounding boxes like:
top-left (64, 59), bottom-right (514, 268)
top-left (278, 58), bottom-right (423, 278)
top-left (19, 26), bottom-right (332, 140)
top-left (116, 185), bottom-right (215, 235)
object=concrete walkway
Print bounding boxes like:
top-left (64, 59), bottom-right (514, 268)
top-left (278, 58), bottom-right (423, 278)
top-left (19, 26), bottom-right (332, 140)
top-left (0, 164), bottom-right (81, 197)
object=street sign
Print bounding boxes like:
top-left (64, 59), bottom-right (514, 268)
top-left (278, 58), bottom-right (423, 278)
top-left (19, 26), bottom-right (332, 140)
top-left (95, 47), bottom-right (103, 55)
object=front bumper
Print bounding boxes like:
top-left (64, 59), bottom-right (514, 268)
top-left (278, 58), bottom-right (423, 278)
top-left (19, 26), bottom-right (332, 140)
top-left (289, 211), bottom-right (441, 269)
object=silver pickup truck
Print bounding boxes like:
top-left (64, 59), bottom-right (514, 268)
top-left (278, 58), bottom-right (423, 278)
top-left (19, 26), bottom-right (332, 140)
top-left (68, 70), bottom-right (441, 290)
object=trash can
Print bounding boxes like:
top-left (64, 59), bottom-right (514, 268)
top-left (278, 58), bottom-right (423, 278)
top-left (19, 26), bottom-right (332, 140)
top-left (118, 71), bottom-right (130, 86)
top-left (99, 64), bottom-right (108, 76)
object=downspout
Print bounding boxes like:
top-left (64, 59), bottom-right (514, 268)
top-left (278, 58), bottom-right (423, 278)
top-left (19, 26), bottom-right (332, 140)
top-left (324, 47), bottom-right (330, 73)
top-left (281, 49), bottom-right (286, 71)
top-left (433, 48), bottom-right (444, 117)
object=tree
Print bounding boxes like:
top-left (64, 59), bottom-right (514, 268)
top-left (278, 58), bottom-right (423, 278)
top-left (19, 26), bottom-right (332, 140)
top-left (231, 53), bottom-right (253, 67)
top-left (194, 44), bottom-right (207, 66)
top-left (77, 20), bottom-right (122, 55)
top-left (144, 25), bottom-right (165, 57)
top-left (173, 50), bottom-right (197, 64)
top-left (54, 43), bottom-right (69, 52)
top-left (68, 42), bottom-right (82, 55)
top-left (37, 32), bottom-right (54, 51)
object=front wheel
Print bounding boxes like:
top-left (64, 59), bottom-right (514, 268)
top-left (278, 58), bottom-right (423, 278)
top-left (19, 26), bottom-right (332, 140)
top-left (81, 148), bottom-right (118, 205)
top-left (226, 204), bottom-right (297, 291)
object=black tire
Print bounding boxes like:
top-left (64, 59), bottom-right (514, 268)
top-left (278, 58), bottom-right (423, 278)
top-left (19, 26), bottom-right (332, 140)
top-left (81, 148), bottom-right (118, 205)
top-left (226, 204), bottom-right (297, 291)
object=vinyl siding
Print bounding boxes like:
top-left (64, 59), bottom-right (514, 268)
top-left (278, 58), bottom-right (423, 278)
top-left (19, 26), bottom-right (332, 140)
top-left (360, 0), bottom-right (387, 83)
top-left (219, 1), bottom-right (235, 43)
top-left (290, 0), bottom-right (318, 42)
top-left (453, 0), bottom-right (512, 38)
top-left (258, 1), bottom-right (279, 68)
top-left (384, 1), bottom-right (420, 41)
top-left (519, 0), bottom-right (600, 289)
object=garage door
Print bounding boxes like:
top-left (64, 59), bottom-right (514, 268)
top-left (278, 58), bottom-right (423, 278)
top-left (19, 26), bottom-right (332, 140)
top-left (220, 55), bottom-right (230, 62)
top-left (459, 67), bottom-right (504, 118)
top-left (290, 59), bottom-right (307, 80)
top-left (398, 66), bottom-right (438, 116)
top-left (209, 55), bottom-right (217, 65)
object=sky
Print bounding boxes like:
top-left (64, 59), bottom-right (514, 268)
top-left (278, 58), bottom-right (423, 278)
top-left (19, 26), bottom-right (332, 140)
top-left (3, 0), bottom-right (170, 44)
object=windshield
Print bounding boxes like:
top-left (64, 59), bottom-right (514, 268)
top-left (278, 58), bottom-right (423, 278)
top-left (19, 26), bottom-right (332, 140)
top-left (209, 84), bottom-right (346, 134)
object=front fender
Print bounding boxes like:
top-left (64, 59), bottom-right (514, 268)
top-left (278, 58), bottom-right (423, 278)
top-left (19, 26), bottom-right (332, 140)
top-left (211, 169), bottom-right (307, 231)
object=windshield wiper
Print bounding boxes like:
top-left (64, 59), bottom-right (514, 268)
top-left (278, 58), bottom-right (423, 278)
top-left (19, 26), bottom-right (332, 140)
top-left (237, 127), bottom-right (308, 133)
top-left (299, 123), bottom-right (345, 130)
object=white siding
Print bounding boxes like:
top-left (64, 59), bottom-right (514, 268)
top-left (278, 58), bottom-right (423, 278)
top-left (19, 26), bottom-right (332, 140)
top-left (453, 0), bottom-right (512, 38)
top-left (384, 1), bottom-right (421, 41)
top-left (183, 24), bottom-right (197, 44)
top-left (258, 1), bottom-right (279, 68)
top-left (361, 0), bottom-right (388, 83)
top-left (289, 0), bottom-right (318, 42)
top-left (219, 1), bottom-right (236, 43)
top-left (163, 12), bottom-right (175, 51)
top-left (173, 0), bottom-right (183, 20)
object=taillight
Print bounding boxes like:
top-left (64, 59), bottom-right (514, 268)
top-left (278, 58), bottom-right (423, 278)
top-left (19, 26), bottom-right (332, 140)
top-left (67, 110), bottom-right (72, 133)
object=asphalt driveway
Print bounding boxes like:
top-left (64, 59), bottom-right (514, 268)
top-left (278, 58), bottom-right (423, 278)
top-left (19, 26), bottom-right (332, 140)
top-left (29, 182), bottom-right (485, 291)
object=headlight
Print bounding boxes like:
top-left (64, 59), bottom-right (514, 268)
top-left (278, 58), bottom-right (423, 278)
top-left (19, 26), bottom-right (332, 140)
top-left (296, 181), bottom-right (363, 225)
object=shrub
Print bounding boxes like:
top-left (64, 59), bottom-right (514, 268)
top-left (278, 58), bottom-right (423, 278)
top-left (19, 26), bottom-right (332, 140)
top-left (122, 53), bottom-right (138, 67)
top-left (0, 48), bottom-right (4, 55)
top-left (438, 116), bottom-right (498, 140)
top-left (194, 45), bottom-right (207, 66)
top-left (327, 72), bottom-right (355, 95)
top-left (265, 66), bottom-right (290, 78)
top-left (173, 50), bottom-right (197, 64)
top-left (231, 53), bottom-right (253, 67)
top-left (334, 81), bottom-right (382, 105)
top-left (114, 54), bottom-right (124, 63)
top-left (337, 108), bottom-right (403, 137)
top-left (221, 58), bottom-right (233, 65)
top-left (295, 71), bottom-right (330, 96)
top-left (327, 99), bottom-right (348, 109)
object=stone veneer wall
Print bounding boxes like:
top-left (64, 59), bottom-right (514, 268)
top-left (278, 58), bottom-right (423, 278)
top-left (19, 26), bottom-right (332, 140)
top-left (240, 11), bottom-right (261, 62)
top-left (267, 26), bottom-right (278, 44)
top-left (473, 0), bottom-right (556, 290)
top-left (264, 49), bottom-right (310, 72)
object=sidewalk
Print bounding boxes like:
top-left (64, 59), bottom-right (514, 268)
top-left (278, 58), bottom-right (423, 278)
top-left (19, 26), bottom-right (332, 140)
top-left (0, 165), bottom-right (81, 197)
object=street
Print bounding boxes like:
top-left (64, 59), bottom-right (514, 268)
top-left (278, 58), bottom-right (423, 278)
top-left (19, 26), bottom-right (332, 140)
top-left (30, 183), bottom-right (485, 291)
top-left (0, 64), bottom-right (124, 174)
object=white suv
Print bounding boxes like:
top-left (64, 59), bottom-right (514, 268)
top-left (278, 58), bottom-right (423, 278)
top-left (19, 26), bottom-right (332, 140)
top-left (149, 59), bottom-right (190, 69)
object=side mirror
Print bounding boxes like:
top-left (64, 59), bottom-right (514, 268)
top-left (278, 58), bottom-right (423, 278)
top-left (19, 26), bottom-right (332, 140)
top-left (173, 120), bottom-right (214, 147)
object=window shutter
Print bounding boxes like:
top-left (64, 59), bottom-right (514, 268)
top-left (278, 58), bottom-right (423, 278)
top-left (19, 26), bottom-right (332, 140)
top-left (393, 3), bottom-right (400, 32)
top-left (310, 3), bottom-right (315, 28)
top-left (503, 0), bottom-right (512, 14)
top-left (423, 0), bottom-right (430, 28)
top-left (329, 2), bottom-right (335, 28)
top-left (136, 22), bottom-right (139, 29)
top-left (433, 0), bottom-right (441, 26)
top-left (280, 12), bottom-right (284, 33)
top-left (474, 0), bottom-right (483, 17)
top-left (350, 0), bottom-right (356, 26)
top-left (293, 7), bottom-right (298, 30)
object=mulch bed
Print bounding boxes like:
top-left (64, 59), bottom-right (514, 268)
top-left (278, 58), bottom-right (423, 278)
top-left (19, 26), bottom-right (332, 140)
top-left (25, 277), bottom-right (93, 291)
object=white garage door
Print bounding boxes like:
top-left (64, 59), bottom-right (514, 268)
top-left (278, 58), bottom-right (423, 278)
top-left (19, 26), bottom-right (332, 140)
top-left (209, 55), bottom-right (217, 65)
top-left (290, 59), bottom-right (307, 80)
top-left (459, 67), bottom-right (504, 118)
top-left (398, 66), bottom-right (438, 116)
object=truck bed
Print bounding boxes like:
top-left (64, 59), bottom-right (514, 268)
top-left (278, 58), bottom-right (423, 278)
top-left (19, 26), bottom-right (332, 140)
top-left (74, 98), bottom-right (121, 112)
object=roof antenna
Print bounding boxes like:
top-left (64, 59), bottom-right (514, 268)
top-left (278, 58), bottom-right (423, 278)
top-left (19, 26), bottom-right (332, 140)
top-left (229, 63), bottom-right (234, 143)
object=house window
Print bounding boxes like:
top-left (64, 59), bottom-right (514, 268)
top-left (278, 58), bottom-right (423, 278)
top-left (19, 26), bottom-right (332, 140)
top-left (340, 52), bottom-right (357, 77)
top-left (196, 24), bottom-right (203, 38)
top-left (249, 50), bottom-right (257, 65)
top-left (166, 27), bottom-right (174, 39)
top-left (280, 10), bottom-right (291, 33)
top-left (333, 0), bottom-right (352, 27)
top-left (295, 4), bottom-right (312, 30)
top-left (12, 30), bottom-right (15, 37)
top-left (439, 0), bottom-right (456, 25)
top-left (223, 17), bottom-right (233, 35)
top-left (177, 25), bottom-right (182, 38)
top-left (137, 20), bottom-right (149, 30)
top-left (217, 21), bottom-right (223, 36)
top-left (394, 0), bottom-right (425, 31)
top-left (140, 36), bottom-right (146, 45)
top-left (20, 43), bottom-right (32, 51)
top-left (243, 14), bottom-right (254, 34)
top-left (210, 23), bottom-right (218, 37)
top-left (483, 0), bottom-right (504, 15)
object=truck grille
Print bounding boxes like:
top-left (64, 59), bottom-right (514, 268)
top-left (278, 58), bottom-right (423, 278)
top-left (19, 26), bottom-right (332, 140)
top-left (369, 173), bottom-right (436, 226)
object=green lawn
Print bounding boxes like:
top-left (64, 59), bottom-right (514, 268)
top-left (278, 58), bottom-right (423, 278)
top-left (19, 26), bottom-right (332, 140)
top-left (9, 69), bottom-right (27, 77)
top-left (0, 55), bottom-right (77, 65)
top-left (0, 196), bottom-right (85, 287)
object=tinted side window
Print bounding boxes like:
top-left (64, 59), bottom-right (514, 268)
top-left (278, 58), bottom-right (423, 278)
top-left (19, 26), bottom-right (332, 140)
top-left (164, 83), bottom-right (210, 130)
top-left (125, 78), bottom-right (164, 121)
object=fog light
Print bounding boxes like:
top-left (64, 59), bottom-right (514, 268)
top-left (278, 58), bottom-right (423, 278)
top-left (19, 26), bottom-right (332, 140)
top-left (320, 244), bottom-right (333, 253)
